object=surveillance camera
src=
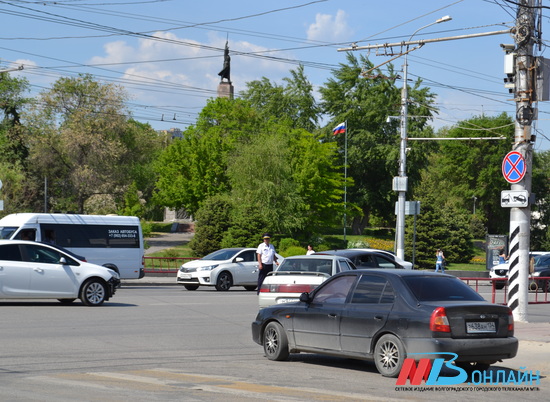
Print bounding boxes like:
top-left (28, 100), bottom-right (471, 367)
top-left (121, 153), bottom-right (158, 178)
top-left (500, 43), bottom-right (515, 52)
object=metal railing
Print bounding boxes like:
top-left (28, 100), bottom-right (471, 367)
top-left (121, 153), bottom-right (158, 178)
top-left (460, 276), bottom-right (550, 304)
top-left (144, 256), bottom-right (198, 273)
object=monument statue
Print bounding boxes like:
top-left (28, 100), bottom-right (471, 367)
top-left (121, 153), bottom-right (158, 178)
top-left (218, 40), bottom-right (231, 83)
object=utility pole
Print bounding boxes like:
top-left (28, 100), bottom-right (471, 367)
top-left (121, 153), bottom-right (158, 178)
top-left (506, 0), bottom-right (538, 323)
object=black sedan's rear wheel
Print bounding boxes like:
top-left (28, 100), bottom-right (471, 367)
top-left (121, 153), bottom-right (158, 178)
top-left (184, 285), bottom-right (199, 291)
top-left (263, 322), bottom-right (289, 361)
top-left (374, 334), bottom-right (406, 377)
top-left (215, 271), bottom-right (233, 291)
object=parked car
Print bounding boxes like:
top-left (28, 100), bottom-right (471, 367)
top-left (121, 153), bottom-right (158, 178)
top-left (0, 240), bottom-right (120, 306)
top-left (348, 248), bottom-right (413, 269)
top-left (258, 255), bottom-right (356, 308)
top-left (252, 269), bottom-right (518, 377)
top-left (315, 249), bottom-right (404, 269)
top-left (489, 262), bottom-right (510, 289)
top-left (177, 248), bottom-right (283, 291)
top-left (530, 253), bottom-right (550, 291)
top-left (489, 252), bottom-right (550, 290)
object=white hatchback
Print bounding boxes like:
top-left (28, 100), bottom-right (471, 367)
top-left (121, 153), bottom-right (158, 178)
top-left (258, 254), bottom-right (356, 308)
top-left (177, 248), bottom-right (283, 291)
top-left (0, 240), bottom-right (120, 306)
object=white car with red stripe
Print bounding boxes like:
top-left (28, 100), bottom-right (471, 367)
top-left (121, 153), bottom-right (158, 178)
top-left (258, 255), bottom-right (356, 308)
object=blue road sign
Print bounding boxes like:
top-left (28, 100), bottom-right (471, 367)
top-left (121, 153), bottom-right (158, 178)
top-left (502, 151), bottom-right (526, 184)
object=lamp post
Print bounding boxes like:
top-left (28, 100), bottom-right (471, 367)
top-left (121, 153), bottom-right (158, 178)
top-left (395, 15), bottom-right (452, 261)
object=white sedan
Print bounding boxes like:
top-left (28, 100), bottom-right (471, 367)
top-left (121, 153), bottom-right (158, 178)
top-left (258, 254), bottom-right (356, 308)
top-left (177, 247), bottom-right (283, 291)
top-left (0, 240), bottom-right (120, 306)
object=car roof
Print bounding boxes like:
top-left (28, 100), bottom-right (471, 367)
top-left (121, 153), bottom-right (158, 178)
top-left (315, 249), bottom-right (392, 258)
top-left (283, 254), bottom-right (351, 260)
top-left (336, 268), bottom-right (454, 278)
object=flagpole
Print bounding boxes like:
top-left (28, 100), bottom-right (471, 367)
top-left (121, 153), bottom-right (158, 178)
top-left (344, 120), bottom-right (347, 243)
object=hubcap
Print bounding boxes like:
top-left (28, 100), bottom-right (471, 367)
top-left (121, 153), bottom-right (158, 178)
top-left (86, 282), bottom-right (105, 304)
top-left (265, 328), bottom-right (278, 355)
top-left (379, 341), bottom-right (398, 370)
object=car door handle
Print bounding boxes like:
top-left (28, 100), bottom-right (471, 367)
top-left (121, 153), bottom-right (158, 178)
top-left (374, 315), bottom-right (384, 321)
top-left (33, 267), bottom-right (44, 273)
top-left (328, 313), bottom-right (338, 318)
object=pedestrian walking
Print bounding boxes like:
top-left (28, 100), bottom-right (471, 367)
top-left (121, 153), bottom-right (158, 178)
top-left (435, 249), bottom-right (446, 273)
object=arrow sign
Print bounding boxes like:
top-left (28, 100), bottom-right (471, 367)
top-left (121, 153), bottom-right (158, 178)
top-left (502, 151), bottom-right (526, 184)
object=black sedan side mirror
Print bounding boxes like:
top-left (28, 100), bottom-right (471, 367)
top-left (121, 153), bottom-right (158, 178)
top-left (299, 292), bottom-right (312, 303)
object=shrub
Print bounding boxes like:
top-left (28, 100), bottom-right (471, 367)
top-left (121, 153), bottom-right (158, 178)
top-left (279, 238), bottom-right (300, 253)
top-left (282, 246), bottom-right (307, 257)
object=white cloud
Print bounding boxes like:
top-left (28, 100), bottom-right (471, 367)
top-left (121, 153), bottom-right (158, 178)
top-left (306, 10), bottom-right (351, 42)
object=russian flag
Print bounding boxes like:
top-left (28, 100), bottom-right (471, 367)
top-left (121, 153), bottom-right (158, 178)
top-left (332, 122), bottom-right (346, 135)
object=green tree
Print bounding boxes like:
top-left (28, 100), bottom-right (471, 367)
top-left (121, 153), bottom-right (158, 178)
top-left (154, 98), bottom-right (258, 215)
top-left (406, 193), bottom-right (474, 268)
top-left (25, 74), bottom-right (159, 215)
top-left (188, 194), bottom-right (233, 257)
top-left (320, 53), bottom-right (437, 233)
top-left (241, 65), bottom-right (321, 132)
top-left (421, 114), bottom-right (514, 234)
top-left (532, 150), bottom-right (550, 250)
top-left (0, 72), bottom-right (31, 166)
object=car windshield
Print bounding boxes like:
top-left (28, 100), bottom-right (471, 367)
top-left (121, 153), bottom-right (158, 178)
top-left (201, 249), bottom-right (241, 261)
top-left (0, 226), bottom-right (17, 239)
top-left (402, 276), bottom-right (484, 302)
top-left (278, 258), bottom-right (333, 275)
top-left (533, 255), bottom-right (550, 268)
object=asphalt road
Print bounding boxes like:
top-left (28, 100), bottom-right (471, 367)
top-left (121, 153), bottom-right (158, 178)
top-left (0, 285), bottom-right (547, 401)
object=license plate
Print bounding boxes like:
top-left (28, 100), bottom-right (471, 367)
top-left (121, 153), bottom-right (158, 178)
top-left (180, 274), bottom-right (192, 280)
top-left (466, 321), bottom-right (496, 333)
top-left (277, 298), bottom-right (297, 304)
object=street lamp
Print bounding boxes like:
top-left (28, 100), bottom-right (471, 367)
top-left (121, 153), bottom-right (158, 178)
top-left (395, 15), bottom-right (452, 261)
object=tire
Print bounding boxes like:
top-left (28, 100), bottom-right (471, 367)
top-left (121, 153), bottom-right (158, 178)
top-left (263, 322), bottom-right (289, 361)
top-left (244, 285), bottom-right (257, 291)
top-left (215, 271), bottom-right (233, 291)
top-left (374, 334), bottom-right (406, 377)
top-left (80, 279), bottom-right (107, 306)
top-left (184, 285), bottom-right (199, 291)
top-left (495, 282), bottom-right (505, 290)
top-left (58, 298), bottom-right (76, 304)
top-left (455, 361), bottom-right (491, 373)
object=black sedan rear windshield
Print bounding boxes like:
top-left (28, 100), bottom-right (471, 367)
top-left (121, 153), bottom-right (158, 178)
top-left (402, 276), bottom-right (484, 302)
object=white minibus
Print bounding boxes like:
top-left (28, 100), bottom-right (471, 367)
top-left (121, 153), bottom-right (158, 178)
top-left (0, 213), bottom-right (144, 279)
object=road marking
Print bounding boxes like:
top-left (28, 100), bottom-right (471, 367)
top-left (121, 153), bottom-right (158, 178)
top-left (32, 369), bottom-right (392, 401)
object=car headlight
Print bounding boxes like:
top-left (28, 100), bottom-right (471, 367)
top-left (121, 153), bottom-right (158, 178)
top-left (197, 264), bottom-right (218, 271)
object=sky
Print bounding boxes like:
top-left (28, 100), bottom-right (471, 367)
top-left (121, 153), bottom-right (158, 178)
top-left (1, 0), bottom-right (549, 152)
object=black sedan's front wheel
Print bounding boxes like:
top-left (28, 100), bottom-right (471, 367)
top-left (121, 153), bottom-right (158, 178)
top-left (374, 334), bottom-right (406, 377)
top-left (263, 322), bottom-right (289, 361)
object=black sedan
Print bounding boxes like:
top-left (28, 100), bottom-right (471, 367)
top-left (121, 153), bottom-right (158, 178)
top-left (315, 249), bottom-right (404, 269)
top-left (251, 269), bottom-right (518, 377)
